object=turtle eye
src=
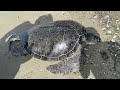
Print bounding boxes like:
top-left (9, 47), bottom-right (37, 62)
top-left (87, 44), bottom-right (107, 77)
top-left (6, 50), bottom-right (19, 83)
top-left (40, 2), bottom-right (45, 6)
top-left (82, 28), bottom-right (86, 34)
top-left (94, 36), bottom-right (101, 42)
top-left (94, 36), bottom-right (97, 39)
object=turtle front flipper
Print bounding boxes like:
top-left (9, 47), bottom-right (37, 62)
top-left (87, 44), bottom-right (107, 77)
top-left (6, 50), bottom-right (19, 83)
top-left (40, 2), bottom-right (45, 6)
top-left (79, 49), bottom-right (90, 79)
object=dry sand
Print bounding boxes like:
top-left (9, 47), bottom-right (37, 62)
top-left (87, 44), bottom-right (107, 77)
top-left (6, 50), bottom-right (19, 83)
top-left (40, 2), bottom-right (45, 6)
top-left (0, 11), bottom-right (119, 79)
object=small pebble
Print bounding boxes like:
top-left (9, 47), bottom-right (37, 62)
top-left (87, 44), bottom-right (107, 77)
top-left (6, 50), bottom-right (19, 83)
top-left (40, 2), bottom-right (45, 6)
top-left (86, 55), bottom-right (90, 57)
top-left (100, 20), bottom-right (103, 23)
top-left (113, 35), bottom-right (117, 39)
top-left (112, 38), bottom-right (116, 42)
top-left (93, 15), bottom-right (98, 19)
top-left (104, 15), bottom-right (109, 19)
top-left (74, 11), bottom-right (77, 13)
top-left (84, 48), bottom-right (88, 50)
top-left (116, 20), bottom-right (119, 23)
top-left (103, 72), bottom-right (106, 74)
top-left (107, 30), bottom-right (112, 35)
top-left (102, 27), bottom-right (107, 31)
top-left (90, 60), bottom-right (92, 62)
top-left (116, 27), bottom-right (119, 30)
top-left (62, 12), bottom-right (66, 15)
top-left (106, 24), bottom-right (110, 28)
top-left (116, 20), bottom-right (119, 22)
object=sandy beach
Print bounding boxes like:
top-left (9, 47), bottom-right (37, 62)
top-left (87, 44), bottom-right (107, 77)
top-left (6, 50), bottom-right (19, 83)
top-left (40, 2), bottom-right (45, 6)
top-left (0, 11), bottom-right (120, 79)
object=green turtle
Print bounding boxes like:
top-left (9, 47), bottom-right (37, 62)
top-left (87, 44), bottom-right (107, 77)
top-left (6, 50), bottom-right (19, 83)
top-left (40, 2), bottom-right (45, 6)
top-left (6, 20), bottom-right (101, 74)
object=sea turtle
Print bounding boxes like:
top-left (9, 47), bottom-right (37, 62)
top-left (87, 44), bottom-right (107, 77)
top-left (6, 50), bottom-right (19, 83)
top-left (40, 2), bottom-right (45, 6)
top-left (6, 20), bottom-right (101, 74)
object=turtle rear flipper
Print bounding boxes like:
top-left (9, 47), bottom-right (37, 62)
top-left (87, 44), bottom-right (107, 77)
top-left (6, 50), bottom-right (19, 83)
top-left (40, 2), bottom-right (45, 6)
top-left (47, 45), bottom-right (90, 78)
top-left (46, 61), bottom-right (73, 74)
top-left (47, 45), bottom-right (82, 74)
top-left (46, 53), bottom-right (83, 74)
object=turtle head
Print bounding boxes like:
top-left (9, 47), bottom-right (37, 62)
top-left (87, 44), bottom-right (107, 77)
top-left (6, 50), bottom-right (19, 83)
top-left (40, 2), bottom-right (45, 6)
top-left (83, 33), bottom-right (101, 45)
top-left (5, 34), bottom-right (28, 56)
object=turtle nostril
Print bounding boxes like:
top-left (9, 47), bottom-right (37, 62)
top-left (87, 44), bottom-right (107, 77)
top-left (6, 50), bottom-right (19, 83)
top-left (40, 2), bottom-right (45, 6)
top-left (98, 37), bottom-right (101, 42)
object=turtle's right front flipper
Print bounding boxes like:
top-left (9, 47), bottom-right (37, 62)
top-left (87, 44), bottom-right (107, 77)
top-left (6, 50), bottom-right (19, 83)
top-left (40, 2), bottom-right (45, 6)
top-left (79, 48), bottom-right (90, 79)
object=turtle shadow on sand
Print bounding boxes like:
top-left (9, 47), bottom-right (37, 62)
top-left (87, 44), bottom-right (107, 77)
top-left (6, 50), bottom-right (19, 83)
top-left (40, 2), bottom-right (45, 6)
top-left (0, 14), bottom-right (53, 79)
top-left (80, 39), bottom-right (120, 78)
top-left (79, 27), bottom-right (120, 79)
